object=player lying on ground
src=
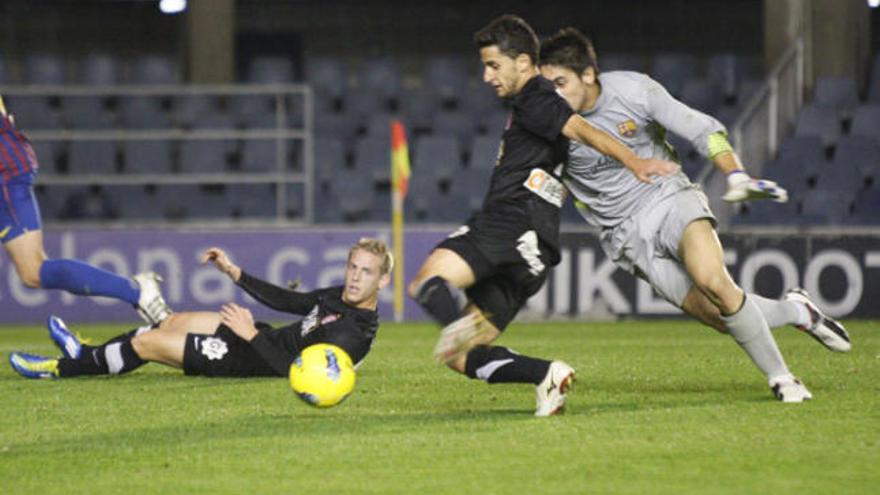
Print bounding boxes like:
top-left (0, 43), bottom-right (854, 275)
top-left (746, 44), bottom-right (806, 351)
top-left (9, 239), bottom-right (391, 380)
top-left (408, 15), bottom-right (679, 417)
top-left (537, 28), bottom-right (850, 402)
top-left (0, 95), bottom-right (170, 324)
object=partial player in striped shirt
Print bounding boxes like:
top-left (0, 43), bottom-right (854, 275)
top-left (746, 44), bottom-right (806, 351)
top-left (0, 95), bottom-right (171, 324)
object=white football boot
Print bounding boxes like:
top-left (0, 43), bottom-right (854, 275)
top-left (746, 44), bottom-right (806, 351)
top-left (535, 361), bottom-right (576, 417)
top-left (784, 288), bottom-right (851, 352)
top-left (769, 374), bottom-right (813, 403)
top-left (133, 272), bottom-right (172, 325)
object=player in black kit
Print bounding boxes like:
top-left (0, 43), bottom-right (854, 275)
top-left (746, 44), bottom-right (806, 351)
top-left (408, 15), bottom-right (678, 416)
top-left (9, 239), bottom-right (392, 380)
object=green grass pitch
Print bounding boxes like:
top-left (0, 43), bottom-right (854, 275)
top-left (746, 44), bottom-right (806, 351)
top-left (1, 319), bottom-right (877, 494)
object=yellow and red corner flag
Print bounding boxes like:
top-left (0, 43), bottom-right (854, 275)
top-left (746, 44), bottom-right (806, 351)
top-left (390, 119), bottom-right (411, 322)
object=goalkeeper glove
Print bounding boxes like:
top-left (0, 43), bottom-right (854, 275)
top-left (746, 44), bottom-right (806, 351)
top-left (722, 170), bottom-right (788, 203)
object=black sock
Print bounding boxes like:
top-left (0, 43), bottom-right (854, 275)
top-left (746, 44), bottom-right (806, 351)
top-left (464, 345), bottom-right (551, 385)
top-left (413, 276), bottom-right (467, 326)
top-left (58, 328), bottom-right (148, 377)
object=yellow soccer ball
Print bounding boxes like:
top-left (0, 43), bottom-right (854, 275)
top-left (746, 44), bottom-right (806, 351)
top-left (289, 344), bottom-right (356, 408)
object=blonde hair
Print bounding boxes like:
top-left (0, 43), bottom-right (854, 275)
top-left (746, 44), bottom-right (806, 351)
top-left (350, 238), bottom-right (393, 276)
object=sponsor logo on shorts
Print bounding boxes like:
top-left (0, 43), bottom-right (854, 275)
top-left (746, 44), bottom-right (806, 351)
top-left (200, 337), bottom-right (229, 361)
top-left (516, 230), bottom-right (545, 276)
top-left (617, 120), bottom-right (638, 138)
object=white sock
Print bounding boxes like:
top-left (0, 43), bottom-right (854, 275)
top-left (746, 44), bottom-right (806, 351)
top-left (748, 294), bottom-right (810, 329)
top-left (720, 296), bottom-right (791, 382)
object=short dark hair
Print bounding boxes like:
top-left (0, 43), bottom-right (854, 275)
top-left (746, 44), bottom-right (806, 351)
top-left (474, 14), bottom-right (539, 64)
top-left (539, 27), bottom-right (600, 76)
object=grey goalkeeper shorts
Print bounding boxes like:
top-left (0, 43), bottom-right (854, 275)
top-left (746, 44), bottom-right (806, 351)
top-left (599, 186), bottom-right (716, 307)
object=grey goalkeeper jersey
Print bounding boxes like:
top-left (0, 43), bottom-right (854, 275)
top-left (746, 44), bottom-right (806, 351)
top-left (564, 71), bottom-right (725, 229)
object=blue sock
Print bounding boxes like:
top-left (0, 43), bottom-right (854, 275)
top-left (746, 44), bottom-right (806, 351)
top-left (39, 259), bottom-right (140, 305)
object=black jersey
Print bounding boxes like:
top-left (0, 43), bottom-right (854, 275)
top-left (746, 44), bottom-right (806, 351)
top-left (471, 75), bottom-right (573, 264)
top-left (236, 272), bottom-right (379, 373)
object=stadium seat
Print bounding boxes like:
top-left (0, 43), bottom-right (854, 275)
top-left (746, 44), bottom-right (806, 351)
top-left (240, 139), bottom-right (277, 173)
top-left (192, 110), bottom-right (237, 130)
top-left (23, 53), bottom-right (66, 85)
top-left (432, 110), bottom-right (476, 147)
top-left (334, 169), bottom-right (374, 222)
top-left (414, 135), bottom-right (461, 186)
top-left (247, 56), bottom-right (296, 84)
top-left (353, 137), bottom-right (391, 184)
top-left (122, 140), bottom-right (173, 174)
top-left (103, 185), bottom-right (162, 220)
top-left (77, 53), bottom-right (120, 85)
top-left (5, 95), bottom-right (62, 130)
top-left (424, 55), bottom-right (468, 105)
top-left (601, 53), bottom-right (647, 73)
top-left (460, 83), bottom-right (505, 117)
top-left (313, 137), bottom-right (347, 193)
top-left (479, 109), bottom-right (508, 139)
top-left (178, 140), bottom-right (234, 174)
top-left (119, 96), bottom-right (172, 129)
top-left (31, 141), bottom-right (62, 175)
top-left (173, 94), bottom-right (218, 128)
top-left (344, 87), bottom-right (386, 119)
top-left (794, 104), bottom-right (841, 149)
top-left (850, 105), bottom-right (880, 140)
top-left (666, 132), bottom-right (697, 162)
top-left (358, 57), bottom-right (402, 105)
top-left (850, 188), bottom-right (880, 224)
top-left (225, 183), bottom-right (275, 219)
top-left (34, 184), bottom-right (64, 220)
top-left (680, 79), bottom-right (722, 115)
top-left (469, 135), bottom-right (501, 170)
top-left (799, 190), bottom-right (852, 225)
top-left (61, 96), bottom-right (115, 129)
top-left (306, 57), bottom-right (348, 106)
top-left (831, 136), bottom-right (880, 186)
top-left (400, 87), bottom-right (440, 132)
top-left (282, 184), bottom-right (306, 220)
top-left (67, 141), bottom-right (117, 175)
top-left (813, 76), bottom-right (858, 117)
top-left (714, 105), bottom-right (740, 127)
top-left (130, 54), bottom-right (180, 85)
top-left (58, 185), bottom-right (114, 220)
top-left (733, 198), bottom-right (798, 225)
top-left (762, 157), bottom-right (810, 196)
top-left (363, 112), bottom-right (397, 140)
top-left (314, 112), bottom-right (358, 144)
top-left (707, 53), bottom-right (753, 101)
top-left (650, 53), bottom-right (698, 97)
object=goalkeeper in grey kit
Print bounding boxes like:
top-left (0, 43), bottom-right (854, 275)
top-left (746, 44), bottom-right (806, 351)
top-left (9, 239), bottom-right (392, 380)
top-left (538, 28), bottom-right (850, 402)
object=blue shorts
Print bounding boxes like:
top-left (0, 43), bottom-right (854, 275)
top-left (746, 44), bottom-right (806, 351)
top-left (0, 180), bottom-right (42, 244)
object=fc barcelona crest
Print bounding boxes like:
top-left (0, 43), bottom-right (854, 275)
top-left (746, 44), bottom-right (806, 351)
top-left (617, 120), bottom-right (638, 138)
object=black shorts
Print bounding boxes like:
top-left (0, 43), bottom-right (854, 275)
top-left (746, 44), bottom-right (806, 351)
top-left (437, 227), bottom-right (550, 330)
top-left (183, 325), bottom-right (281, 378)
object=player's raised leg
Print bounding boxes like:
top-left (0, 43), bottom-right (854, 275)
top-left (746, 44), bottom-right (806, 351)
top-left (680, 219), bottom-right (811, 402)
top-left (4, 230), bottom-right (172, 324)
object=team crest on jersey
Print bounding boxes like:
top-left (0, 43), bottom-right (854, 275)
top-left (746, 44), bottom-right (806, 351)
top-left (617, 120), bottom-right (638, 138)
top-left (301, 305), bottom-right (320, 337)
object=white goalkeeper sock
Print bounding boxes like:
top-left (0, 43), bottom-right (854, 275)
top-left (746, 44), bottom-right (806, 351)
top-left (721, 295), bottom-right (790, 382)
top-left (749, 293), bottom-right (810, 329)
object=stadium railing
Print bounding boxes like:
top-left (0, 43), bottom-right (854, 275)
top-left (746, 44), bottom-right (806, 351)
top-left (0, 83), bottom-right (314, 227)
top-left (697, 37), bottom-right (805, 226)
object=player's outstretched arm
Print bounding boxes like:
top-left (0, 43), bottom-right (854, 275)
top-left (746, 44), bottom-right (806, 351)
top-left (202, 247), bottom-right (243, 282)
top-left (562, 115), bottom-right (678, 183)
top-left (710, 137), bottom-right (789, 203)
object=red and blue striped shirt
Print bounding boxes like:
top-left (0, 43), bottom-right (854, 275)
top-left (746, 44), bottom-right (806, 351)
top-left (0, 111), bottom-right (39, 183)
